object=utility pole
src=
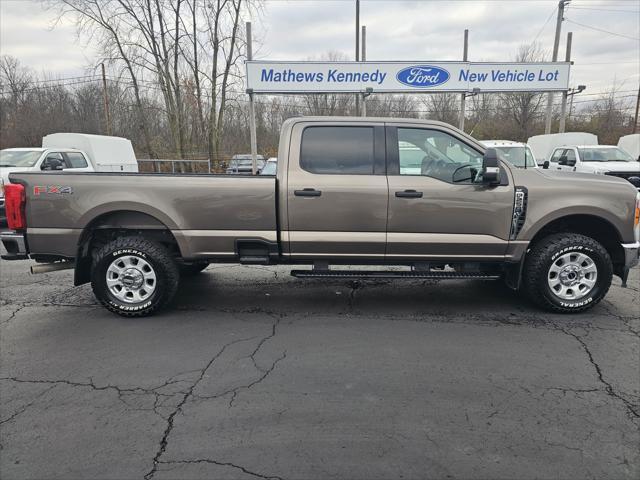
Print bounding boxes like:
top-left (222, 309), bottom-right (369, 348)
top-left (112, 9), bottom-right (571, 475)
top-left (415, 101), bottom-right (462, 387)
top-left (361, 25), bottom-right (367, 117)
top-left (544, 0), bottom-right (569, 134)
top-left (246, 22), bottom-right (258, 175)
top-left (633, 86), bottom-right (640, 134)
top-left (558, 31), bottom-right (572, 133)
top-left (458, 29), bottom-right (469, 131)
top-left (101, 63), bottom-right (111, 136)
top-left (355, 0), bottom-right (360, 116)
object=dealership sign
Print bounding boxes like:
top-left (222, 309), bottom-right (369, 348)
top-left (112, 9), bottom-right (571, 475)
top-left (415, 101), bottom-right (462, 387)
top-left (246, 61), bottom-right (571, 93)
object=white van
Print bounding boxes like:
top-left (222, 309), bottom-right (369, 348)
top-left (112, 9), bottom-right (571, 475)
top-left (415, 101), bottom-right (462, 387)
top-left (1, 133), bottom-right (138, 223)
top-left (527, 132), bottom-right (598, 166)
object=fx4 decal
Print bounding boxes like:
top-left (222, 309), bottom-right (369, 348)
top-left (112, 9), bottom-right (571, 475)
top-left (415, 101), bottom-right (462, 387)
top-left (33, 185), bottom-right (74, 196)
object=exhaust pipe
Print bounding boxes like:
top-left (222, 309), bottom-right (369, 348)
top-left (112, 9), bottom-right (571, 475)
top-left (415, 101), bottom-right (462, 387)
top-left (30, 262), bottom-right (75, 274)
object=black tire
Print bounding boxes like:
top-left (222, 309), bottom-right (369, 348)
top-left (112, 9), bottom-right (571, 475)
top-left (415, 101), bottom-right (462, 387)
top-left (179, 262), bottom-right (208, 276)
top-left (523, 233), bottom-right (612, 313)
top-left (91, 236), bottom-right (179, 317)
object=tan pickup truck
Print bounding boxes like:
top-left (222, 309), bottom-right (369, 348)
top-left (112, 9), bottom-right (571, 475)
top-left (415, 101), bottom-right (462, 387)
top-left (2, 117), bottom-right (639, 316)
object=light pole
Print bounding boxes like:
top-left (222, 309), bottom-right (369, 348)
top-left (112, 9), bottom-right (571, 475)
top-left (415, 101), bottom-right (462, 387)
top-left (566, 85), bottom-right (586, 129)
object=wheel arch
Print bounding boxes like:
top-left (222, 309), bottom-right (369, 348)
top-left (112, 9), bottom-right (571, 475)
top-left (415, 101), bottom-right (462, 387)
top-left (527, 213), bottom-right (625, 277)
top-left (74, 210), bottom-right (185, 286)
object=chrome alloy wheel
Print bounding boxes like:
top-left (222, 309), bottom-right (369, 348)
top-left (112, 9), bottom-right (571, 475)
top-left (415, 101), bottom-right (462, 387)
top-left (106, 255), bottom-right (157, 304)
top-left (547, 252), bottom-right (598, 301)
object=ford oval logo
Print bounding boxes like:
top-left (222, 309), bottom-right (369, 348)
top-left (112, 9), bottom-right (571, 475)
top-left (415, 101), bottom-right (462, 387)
top-left (396, 65), bottom-right (450, 88)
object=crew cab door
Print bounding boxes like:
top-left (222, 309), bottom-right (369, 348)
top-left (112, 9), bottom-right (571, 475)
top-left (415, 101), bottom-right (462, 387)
top-left (385, 124), bottom-right (514, 260)
top-left (285, 121), bottom-right (388, 259)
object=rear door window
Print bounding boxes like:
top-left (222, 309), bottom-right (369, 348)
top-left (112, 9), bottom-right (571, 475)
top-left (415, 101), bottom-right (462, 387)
top-left (64, 152), bottom-right (89, 168)
top-left (300, 126), bottom-right (374, 174)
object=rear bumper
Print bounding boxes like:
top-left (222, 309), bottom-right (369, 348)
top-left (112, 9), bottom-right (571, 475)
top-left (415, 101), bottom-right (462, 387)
top-left (0, 231), bottom-right (28, 260)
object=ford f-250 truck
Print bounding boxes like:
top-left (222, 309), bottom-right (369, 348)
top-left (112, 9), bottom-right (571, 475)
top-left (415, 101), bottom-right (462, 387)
top-left (2, 117), bottom-right (639, 317)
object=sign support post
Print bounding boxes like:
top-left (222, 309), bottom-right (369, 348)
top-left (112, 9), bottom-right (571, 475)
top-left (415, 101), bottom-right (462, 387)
top-left (458, 29), bottom-right (469, 131)
top-left (558, 31), bottom-right (572, 133)
top-left (361, 25), bottom-right (367, 117)
top-left (246, 22), bottom-right (258, 175)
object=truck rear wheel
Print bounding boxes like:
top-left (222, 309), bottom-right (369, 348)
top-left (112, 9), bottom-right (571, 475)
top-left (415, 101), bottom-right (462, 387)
top-left (523, 233), bottom-right (612, 313)
top-left (91, 236), bottom-right (179, 317)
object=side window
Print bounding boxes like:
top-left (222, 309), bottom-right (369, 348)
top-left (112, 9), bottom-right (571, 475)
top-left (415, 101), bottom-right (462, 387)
top-left (300, 126), bottom-right (374, 174)
top-left (65, 152), bottom-right (88, 168)
top-left (550, 149), bottom-right (563, 163)
top-left (397, 128), bottom-right (483, 183)
top-left (42, 152), bottom-right (67, 170)
top-left (564, 149), bottom-right (576, 162)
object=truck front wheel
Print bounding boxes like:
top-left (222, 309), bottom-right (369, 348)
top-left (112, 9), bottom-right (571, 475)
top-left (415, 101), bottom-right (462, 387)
top-left (523, 233), bottom-right (612, 313)
top-left (91, 236), bottom-right (179, 317)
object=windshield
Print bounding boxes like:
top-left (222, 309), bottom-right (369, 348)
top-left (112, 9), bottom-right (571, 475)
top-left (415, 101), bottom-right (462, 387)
top-left (578, 147), bottom-right (633, 162)
top-left (493, 146), bottom-right (536, 168)
top-left (260, 161), bottom-right (277, 175)
top-left (0, 150), bottom-right (42, 168)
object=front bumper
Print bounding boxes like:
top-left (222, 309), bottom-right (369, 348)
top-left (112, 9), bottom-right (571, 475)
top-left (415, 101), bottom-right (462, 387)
top-left (0, 231), bottom-right (28, 260)
top-left (621, 242), bottom-right (640, 287)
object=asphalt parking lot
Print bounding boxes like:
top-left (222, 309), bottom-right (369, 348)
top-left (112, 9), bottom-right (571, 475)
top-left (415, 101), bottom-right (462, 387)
top-left (1, 257), bottom-right (638, 480)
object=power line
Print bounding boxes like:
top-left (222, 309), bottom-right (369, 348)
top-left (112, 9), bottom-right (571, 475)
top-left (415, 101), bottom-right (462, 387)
top-left (565, 18), bottom-right (640, 41)
top-left (533, 5), bottom-right (558, 44)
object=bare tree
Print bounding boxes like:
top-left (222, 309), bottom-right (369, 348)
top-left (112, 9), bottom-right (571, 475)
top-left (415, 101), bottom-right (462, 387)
top-left (498, 42), bottom-right (547, 141)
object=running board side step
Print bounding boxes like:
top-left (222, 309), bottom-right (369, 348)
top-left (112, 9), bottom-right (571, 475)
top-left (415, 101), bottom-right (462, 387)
top-left (290, 270), bottom-right (501, 280)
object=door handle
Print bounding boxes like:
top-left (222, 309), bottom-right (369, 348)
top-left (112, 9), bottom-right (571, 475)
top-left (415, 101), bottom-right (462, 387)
top-left (395, 189), bottom-right (423, 198)
top-left (294, 188), bottom-right (322, 197)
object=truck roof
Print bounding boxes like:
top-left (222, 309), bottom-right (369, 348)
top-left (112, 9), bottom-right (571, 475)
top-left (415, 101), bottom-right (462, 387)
top-left (2, 147), bottom-right (83, 153)
top-left (482, 140), bottom-right (528, 147)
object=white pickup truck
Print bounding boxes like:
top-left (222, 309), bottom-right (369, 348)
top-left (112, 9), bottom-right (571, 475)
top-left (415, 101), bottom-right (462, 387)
top-left (1, 133), bottom-right (138, 223)
top-left (545, 145), bottom-right (640, 189)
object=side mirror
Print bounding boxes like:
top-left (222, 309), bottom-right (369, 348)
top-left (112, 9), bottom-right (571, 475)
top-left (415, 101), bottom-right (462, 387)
top-left (41, 157), bottom-right (64, 171)
top-left (543, 161), bottom-right (550, 169)
top-left (481, 148), bottom-right (501, 185)
top-left (558, 156), bottom-right (568, 166)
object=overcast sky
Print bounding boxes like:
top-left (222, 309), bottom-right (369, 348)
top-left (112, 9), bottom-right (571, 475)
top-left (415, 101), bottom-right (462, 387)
top-left (1, 0), bottom-right (638, 98)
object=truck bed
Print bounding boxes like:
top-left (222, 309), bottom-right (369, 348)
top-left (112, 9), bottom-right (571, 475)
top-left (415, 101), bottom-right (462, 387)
top-left (12, 171), bottom-right (277, 260)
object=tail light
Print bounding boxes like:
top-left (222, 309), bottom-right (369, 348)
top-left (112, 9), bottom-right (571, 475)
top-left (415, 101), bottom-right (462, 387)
top-left (4, 184), bottom-right (26, 230)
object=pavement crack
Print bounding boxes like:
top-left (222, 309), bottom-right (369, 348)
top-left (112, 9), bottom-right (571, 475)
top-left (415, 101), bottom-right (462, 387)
top-left (158, 459), bottom-right (284, 480)
top-left (228, 351), bottom-right (287, 408)
top-left (144, 336), bottom-right (257, 480)
top-left (0, 384), bottom-right (57, 425)
top-left (552, 324), bottom-right (639, 421)
top-left (0, 304), bottom-right (26, 325)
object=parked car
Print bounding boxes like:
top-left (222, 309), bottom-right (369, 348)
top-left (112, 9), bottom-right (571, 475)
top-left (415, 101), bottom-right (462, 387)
top-left (2, 117), bottom-right (639, 317)
top-left (259, 157), bottom-right (278, 175)
top-left (544, 145), bottom-right (640, 189)
top-left (0, 133), bottom-right (138, 224)
top-left (481, 140), bottom-right (537, 169)
top-left (618, 134), bottom-right (640, 161)
top-left (528, 132), bottom-right (598, 166)
top-left (226, 154), bottom-right (265, 174)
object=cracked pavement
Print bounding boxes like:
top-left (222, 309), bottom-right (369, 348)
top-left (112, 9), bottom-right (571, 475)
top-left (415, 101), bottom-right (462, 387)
top-left (0, 257), bottom-right (638, 479)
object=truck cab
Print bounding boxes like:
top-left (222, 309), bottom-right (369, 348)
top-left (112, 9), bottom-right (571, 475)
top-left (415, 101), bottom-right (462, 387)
top-left (481, 140), bottom-right (537, 169)
top-left (547, 145), bottom-right (640, 189)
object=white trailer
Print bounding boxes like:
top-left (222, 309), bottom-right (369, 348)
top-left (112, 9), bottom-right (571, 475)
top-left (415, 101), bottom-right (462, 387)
top-left (618, 134), bottom-right (640, 160)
